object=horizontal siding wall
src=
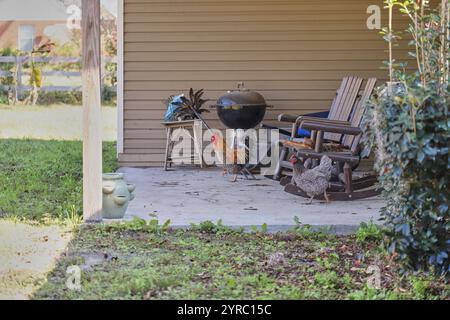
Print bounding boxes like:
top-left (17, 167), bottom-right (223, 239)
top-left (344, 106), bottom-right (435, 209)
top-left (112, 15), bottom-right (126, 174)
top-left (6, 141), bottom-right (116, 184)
top-left (121, 0), bottom-right (408, 167)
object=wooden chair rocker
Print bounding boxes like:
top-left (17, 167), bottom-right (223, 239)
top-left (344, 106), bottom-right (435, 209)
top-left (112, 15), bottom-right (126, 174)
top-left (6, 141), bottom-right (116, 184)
top-left (276, 78), bottom-right (377, 183)
top-left (272, 76), bottom-right (366, 181)
top-left (282, 78), bottom-right (380, 201)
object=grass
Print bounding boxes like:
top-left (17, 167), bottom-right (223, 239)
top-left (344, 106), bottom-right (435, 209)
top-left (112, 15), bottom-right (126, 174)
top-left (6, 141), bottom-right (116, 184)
top-left (0, 104), bottom-right (117, 141)
top-left (33, 219), bottom-right (449, 300)
top-left (0, 139), bottom-right (117, 221)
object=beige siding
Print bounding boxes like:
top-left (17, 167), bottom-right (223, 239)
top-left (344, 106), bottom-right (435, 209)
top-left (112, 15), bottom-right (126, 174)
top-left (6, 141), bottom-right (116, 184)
top-left (121, 0), bottom-right (408, 167)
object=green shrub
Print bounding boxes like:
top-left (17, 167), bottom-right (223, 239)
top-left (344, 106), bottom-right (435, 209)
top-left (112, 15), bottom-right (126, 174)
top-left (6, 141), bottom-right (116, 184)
top-left (36, 91), bottom-right (82, 105)
top-left (191, 220), bottom-right (224, 233)
top-left (0, 48), bottom-right (20, 79)
top-left (0, 48), bottom-right (20, 103)
top-left (0, 90), bottom-right (9, 104)
top-left (356, 220), bottom-right (383, 243)
top-left (32, 89), bottom-right (116, 106)
top-left (363, 2), bottom-right (449, 276)
top-left (101, 87), bottom-right (117, 106)
top-left (364, 83), bottom-right (449, 276)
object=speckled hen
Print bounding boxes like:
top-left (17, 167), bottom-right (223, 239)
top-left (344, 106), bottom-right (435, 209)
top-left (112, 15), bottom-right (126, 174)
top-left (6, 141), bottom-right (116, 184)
top-left (290, 155), bottom-right (333, 204)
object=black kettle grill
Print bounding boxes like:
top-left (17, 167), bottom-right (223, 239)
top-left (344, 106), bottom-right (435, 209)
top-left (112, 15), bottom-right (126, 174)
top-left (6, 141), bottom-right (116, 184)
top-left (214, 82), bottom-right (270, 129)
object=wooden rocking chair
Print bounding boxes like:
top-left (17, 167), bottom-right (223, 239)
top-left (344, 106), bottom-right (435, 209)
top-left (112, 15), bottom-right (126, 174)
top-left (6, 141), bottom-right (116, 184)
top-left (276, 78), bottom-right (377, 185)
top-left (273, 76), bottom-right (365, 181)
top-left (283, 78), bottom-right (380, 201)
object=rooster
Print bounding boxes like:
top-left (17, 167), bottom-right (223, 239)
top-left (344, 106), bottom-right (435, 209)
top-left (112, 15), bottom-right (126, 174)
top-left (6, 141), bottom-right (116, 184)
top-left (289, 154), bottom-right (333, 204)
top-left (211, 133), bottom-right (256, 182)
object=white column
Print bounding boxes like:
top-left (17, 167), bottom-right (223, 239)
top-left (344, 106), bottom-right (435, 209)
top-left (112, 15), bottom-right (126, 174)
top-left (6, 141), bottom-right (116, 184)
top-left (82, 0), bottom-right (103, 222)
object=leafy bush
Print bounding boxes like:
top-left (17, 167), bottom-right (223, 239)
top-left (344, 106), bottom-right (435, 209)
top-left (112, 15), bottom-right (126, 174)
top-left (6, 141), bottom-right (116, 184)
top-left (363, 1), bottom-right (449, 276)
top-left (356, 220), bottom-right (383, 243)
top-left (0, 48), bottom-right (20, 104)
top-left (190, 220), bottom-right (224, 233)
top-left (36, 91), bottom-right (82, 105)
top-left (0, 48), bottom-right (20, 83)
top-left (104, 61), bottom-right (117, 88)
top-left (32, 89), bottom-right (116, 106)
top-left (104, 216), bottom-right (171, 235)
top-left (0, 90), bottom-right (9, 104)
top-left (101, 87), bottom-right (117, 106)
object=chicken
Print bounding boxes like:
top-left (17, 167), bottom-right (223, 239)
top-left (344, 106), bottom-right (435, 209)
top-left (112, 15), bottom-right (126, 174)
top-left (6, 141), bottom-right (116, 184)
top-left (211, 133), bottom-right (256, 182)
top-left (32, 40), bottom-right (55, 54)
top-left (290, 155), bottom-right (333, 204)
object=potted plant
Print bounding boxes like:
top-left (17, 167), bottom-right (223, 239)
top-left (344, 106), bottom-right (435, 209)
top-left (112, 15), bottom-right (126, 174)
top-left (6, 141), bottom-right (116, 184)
top-left (163, 88), bottom-right (210, 122)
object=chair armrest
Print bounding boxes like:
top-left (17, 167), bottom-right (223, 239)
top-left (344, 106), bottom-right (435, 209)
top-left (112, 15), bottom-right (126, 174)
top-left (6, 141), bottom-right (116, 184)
top-left (300, 121), bottom-right (362, 136)
top-left (291, 116), bottom-right (351, 138)
top-left (278, 111), bottom-right (331, 123)
top-left (279, 113), bottom-right (339, 123)
top-left (296, 117), bottom-right (351, 126)
top-left (278, 113), bottom-right (303, 123)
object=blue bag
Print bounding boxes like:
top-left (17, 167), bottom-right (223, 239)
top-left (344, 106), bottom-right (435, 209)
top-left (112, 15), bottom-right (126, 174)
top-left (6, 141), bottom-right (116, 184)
top-left (163, 94), bottom-right (185, 122)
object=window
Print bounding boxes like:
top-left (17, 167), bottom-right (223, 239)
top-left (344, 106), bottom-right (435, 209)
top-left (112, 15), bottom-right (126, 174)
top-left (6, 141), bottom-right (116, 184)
top-left (18, 25), bottom-right (35, 52)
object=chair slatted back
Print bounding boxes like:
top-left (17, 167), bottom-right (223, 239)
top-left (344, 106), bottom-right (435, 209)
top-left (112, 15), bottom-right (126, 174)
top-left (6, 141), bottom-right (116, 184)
top-left (325, 76), bottom-right (364, 142)
top-left (327, 77), bottom-right (350, 120)
top-left (342, 78), bottom-right (377, 152)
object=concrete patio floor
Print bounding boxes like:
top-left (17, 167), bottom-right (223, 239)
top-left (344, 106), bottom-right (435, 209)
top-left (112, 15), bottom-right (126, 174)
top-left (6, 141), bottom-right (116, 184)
top-left (118, 167), bottom-right (384, 233)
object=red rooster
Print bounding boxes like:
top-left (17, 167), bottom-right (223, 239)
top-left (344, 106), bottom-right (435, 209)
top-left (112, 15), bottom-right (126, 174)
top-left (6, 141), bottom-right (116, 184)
top-left (210, 133), bottom-right (256, 182)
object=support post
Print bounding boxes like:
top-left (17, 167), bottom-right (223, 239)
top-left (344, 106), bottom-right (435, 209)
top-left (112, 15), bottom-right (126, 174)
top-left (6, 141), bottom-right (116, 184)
top-left (15, 56), bottom-right (22, 102)
top-left (117, 0), bottom-right (124, 155)
top-left (82, 0), bottom-right (103, 222)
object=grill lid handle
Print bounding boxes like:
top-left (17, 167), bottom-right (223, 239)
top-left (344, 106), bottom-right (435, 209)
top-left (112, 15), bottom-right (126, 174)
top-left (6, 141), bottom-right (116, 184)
top-left (237, 81), bottom-right (248, 91)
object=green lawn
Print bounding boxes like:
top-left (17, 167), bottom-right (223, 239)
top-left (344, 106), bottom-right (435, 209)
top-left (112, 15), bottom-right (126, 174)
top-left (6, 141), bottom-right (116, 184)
top-left (0, 139), bottom-right (448, 300)
top-left (0, 139), bottom-right (117, 221)
top-left (34, 220), bottom-right (449, 300)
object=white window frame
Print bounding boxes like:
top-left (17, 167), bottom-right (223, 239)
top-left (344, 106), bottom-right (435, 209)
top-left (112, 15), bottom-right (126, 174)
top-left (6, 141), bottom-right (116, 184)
top-left (18, 24), bottom-right (36, 52)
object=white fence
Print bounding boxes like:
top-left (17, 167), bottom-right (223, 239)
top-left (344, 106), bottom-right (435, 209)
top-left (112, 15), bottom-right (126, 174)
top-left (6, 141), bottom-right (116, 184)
top-left (0, 56), bottom-right (116, 94)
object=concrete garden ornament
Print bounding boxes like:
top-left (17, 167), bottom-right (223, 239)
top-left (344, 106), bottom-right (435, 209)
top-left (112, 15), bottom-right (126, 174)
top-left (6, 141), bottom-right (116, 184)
top-left (102, 173), bottom-right (135, 219)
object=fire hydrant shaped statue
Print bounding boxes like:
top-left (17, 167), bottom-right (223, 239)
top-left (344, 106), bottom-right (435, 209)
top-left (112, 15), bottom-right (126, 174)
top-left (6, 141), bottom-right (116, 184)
top-left (102, 173), bottom-right (135, 219)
